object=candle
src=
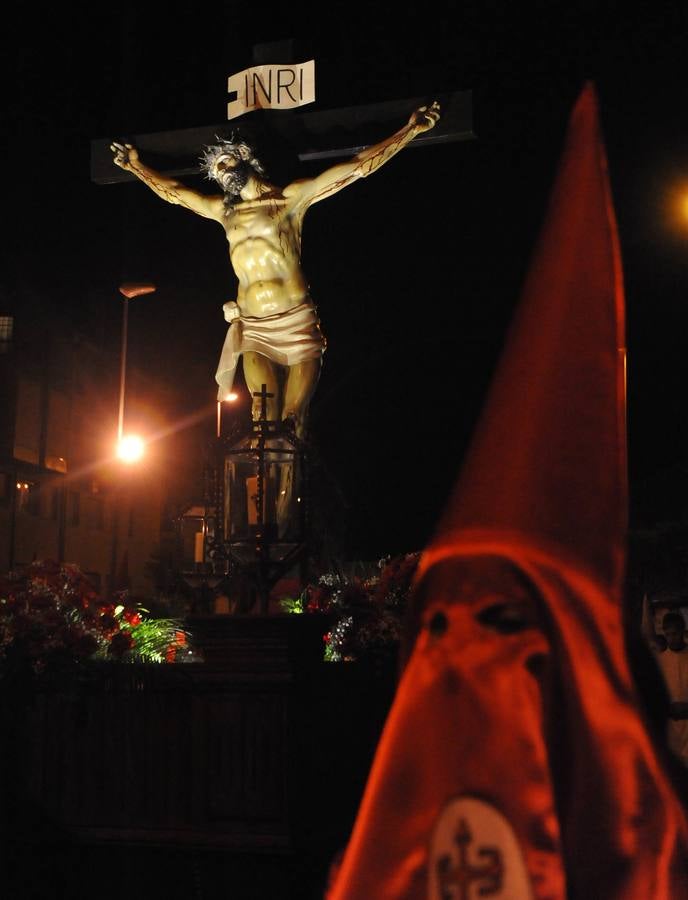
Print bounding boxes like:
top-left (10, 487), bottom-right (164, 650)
top-left (194, 531), bottom-right (204, 564)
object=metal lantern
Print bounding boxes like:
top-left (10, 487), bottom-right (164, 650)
top-left (211, 385), bottom-right (308, 612)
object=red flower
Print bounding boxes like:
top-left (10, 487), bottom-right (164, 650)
top-left (306, 585), bottom-right (332, 612)
top-left (174, 631), bottom-right (187, 647)
top-left (123, 609), bottom-right (142, 627)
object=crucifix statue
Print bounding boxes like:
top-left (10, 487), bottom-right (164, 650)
top-left (110, 101), bottom-right (440, 438)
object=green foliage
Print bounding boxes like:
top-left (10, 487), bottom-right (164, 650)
top-left (283, 552), bottom-right (421, 663)
top-left (279, 595), bottom-right (305, 615)
top-left (0, 560), bottom-right (193, 673)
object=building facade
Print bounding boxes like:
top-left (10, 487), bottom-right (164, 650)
top-left (0, 311), bottom-right (187, 599)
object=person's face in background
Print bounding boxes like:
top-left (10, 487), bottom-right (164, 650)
top-left (663, 618), bottom-right (686, 652)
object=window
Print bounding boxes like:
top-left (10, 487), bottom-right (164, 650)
top-left (45, 455), bottom-right (68, 473)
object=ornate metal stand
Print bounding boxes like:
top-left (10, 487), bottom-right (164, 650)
top-left (201, 385), bottom-right (309, 614)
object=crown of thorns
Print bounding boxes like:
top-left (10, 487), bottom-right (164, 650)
top-left (199, 135), bottom-right (265, 179)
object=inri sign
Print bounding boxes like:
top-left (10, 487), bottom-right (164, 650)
top-left (227, 60), bottom-right (316, 119)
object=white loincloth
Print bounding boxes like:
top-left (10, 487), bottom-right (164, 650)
top-left (215, 301), bottom-right (326, 399)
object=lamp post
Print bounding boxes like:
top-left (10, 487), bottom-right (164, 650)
top-left (117, 282), bottom-right (156, 461)
top-left (108, 282), bottom-right (156, 597)
top-left (217, 390), bottom-right (239, 438)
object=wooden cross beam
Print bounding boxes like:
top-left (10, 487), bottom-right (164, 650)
top-left (90, 88), bottom-right (474, 185)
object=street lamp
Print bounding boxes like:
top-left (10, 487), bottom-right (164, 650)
top-left (116, 282), bottom-right (156, 461)
top-left (217, 390), bottom-right (239, 438)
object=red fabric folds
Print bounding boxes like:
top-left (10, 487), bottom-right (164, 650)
top-left (326, 83), bottom-right (688, 899)
top-left (435, 80), bottom-right (627, 592)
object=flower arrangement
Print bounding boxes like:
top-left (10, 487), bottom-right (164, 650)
top-left (0, 560), bottom-right (192, 673)
top-left (281, 552), bottom-right (421, 663)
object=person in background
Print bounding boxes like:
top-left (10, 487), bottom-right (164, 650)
top-left (656, 611), bottom-right (688, 768)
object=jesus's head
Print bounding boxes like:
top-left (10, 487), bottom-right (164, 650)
top-left (200, 137), bottom-right (265, 201)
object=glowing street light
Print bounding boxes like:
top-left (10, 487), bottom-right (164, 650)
top-left (116, 434), bottom-right (145, 464)
top-left (116, 282), bottom-right (156, 460)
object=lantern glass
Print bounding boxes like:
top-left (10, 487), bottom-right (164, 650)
top-left (223, 432), bottom-right (303, 563)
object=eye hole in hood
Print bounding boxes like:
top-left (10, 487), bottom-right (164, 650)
top-left (476, 600), bottom-right (537, 635)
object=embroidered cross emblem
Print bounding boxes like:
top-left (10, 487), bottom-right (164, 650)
top-left (436, 817), bottom-right (504, 899)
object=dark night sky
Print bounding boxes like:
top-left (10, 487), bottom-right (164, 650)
top-left (6, 3), bottom-right (688, 558)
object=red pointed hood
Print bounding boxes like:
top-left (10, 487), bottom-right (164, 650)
top-left (424, 80), bottom-right (627, 594)
top-left (327, 83), bottom-right (688, 900)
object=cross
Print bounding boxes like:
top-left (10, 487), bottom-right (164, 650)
top-left (252, 383), bottom-right (274, 424)
top-left (436, 818), bottom-right (504, 900)
top-left (90, 40), bottom-right (474, 185)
